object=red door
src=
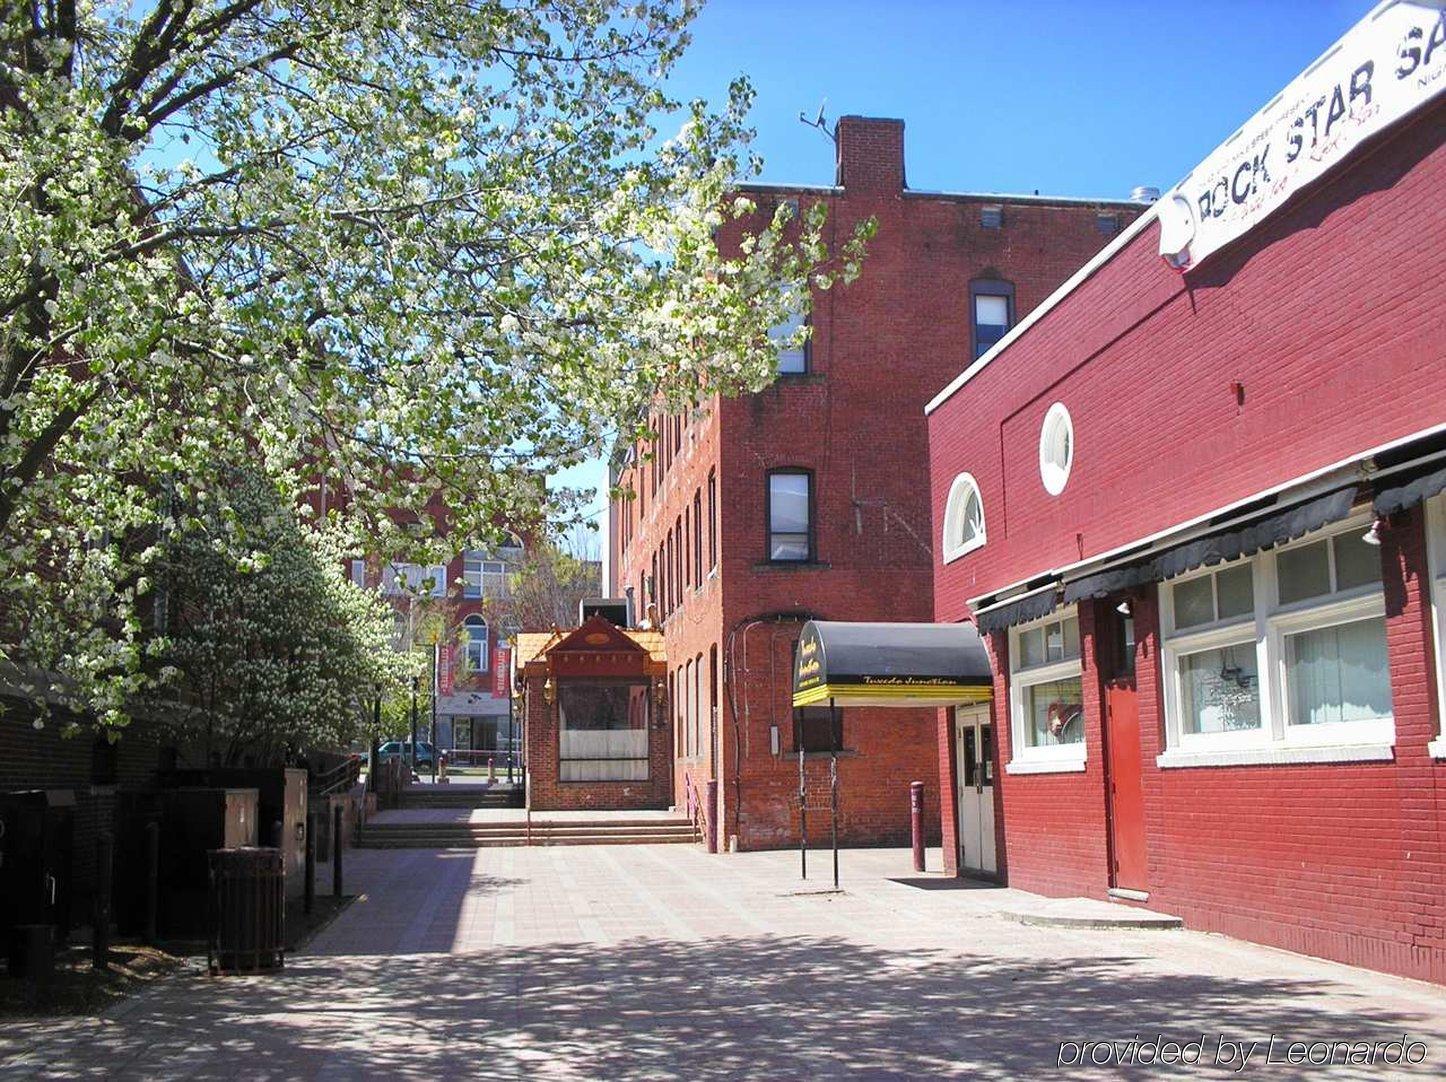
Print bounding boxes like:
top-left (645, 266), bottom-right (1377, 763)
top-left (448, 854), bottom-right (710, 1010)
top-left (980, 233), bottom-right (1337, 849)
top-left (1101, 600), bottom-right (1148, 892)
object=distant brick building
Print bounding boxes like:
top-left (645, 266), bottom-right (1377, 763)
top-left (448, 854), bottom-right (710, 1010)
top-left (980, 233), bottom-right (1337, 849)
top-left (927, 6), bottom-right (1446, 983)
top-left (609, 116), bottom-right (1143, 850)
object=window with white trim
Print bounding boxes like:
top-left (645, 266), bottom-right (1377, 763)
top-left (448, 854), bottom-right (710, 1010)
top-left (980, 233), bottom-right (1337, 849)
top-left (1008, 609), bottom-right (1084, 769)
top-left (463, 553), bottom-right (510, 599)
top-left (1159, 514), bottom-right (1393, 762)
top-left (463, 615), bottom-right (489, 672)
top-left (942, 473), bottom-right (986, 562)
top-left (1424, 495), bottom-right (1446, 757)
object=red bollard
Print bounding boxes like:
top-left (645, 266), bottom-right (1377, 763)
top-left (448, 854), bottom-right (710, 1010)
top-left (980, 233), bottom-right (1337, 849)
top-left (909, 781), bottom-right (925, 872)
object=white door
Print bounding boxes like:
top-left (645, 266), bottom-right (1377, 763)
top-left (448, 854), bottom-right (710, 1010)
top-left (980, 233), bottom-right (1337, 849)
top-left (954, 706), bottom-right (997, 876)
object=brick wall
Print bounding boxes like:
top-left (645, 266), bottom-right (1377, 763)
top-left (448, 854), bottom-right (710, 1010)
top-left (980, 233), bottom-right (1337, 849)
top-left (0, 702), bottom-right (168, 926)
top-left (927, 98), bottom-right (1446, 983)
top-left (614, 115), bottom-right (1144, 853)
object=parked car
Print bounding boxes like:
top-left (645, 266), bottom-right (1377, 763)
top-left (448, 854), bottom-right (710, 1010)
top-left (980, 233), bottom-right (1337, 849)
top-left (376, 741), bottom-right (443, 770)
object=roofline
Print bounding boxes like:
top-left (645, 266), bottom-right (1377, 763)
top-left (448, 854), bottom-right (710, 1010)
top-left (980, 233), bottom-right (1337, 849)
top-left (903, 189), bottom-right (1145, 207)
top-left (734, 179), bottom-right (1144, 208)
top-left (925, 203), bottom-right (1160, 416)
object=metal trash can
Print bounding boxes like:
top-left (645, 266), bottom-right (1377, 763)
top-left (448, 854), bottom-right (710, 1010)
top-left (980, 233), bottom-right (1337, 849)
top-left (207, 847), bottom-right (284, 975)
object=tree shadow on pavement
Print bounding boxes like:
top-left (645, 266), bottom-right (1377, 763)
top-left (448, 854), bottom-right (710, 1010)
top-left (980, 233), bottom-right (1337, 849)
top-left (3, 933), bottom-right (1440, 1080)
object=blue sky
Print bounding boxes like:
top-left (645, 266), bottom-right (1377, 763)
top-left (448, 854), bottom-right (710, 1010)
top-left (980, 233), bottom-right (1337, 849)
top-left (555, 0), bottom-right (1368, 565)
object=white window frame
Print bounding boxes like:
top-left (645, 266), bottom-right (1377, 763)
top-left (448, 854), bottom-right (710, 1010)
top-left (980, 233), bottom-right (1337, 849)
top-left (1425, 494), bottom-right (1446, 758)
top-left (1006, 607), bottom-right (1086, 774)
top-left (942, 472), bottom-right (986, 563)
top-left (462, 553), bottom-right (484, 599)
top-left (481, 559), bottom-right (509, 598)
top-left (463, 616), bottom-right (489, 672)
top-left (1158, 513), bottom-right (1395, 768)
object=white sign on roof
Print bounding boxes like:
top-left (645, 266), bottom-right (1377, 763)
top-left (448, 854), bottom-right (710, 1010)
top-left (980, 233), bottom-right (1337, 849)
top-left (1158, 1), bottom-right (1446, 271)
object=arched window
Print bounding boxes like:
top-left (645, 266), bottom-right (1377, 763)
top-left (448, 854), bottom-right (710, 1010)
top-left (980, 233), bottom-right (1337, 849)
top-left (942, 473), bottom-right (986, 563)
top-left (463, 615), bottom-right (489, 672)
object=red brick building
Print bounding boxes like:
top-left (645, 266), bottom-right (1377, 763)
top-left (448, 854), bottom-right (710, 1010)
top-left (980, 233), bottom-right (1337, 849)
top-left (609, 116), bottom-right (1143, 850)
top-left (927, 4), bottom-right (1446, 982)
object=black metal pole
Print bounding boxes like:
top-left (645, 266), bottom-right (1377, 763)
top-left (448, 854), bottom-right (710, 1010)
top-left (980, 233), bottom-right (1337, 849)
top-left (410, 674), bottom-right (419, 777)
top-left (144, 820), bottom-right (160, 945)
top-left (507, 678), bottom-right (515, 783)
top-left (431, 643), bottom-right (439, 783)
top-left (798, 744), bottom-right (807, 880)
top-left (370, 687), bottom-right (381, 794)
top-left (93, 831), bottom-right (112, 971)
top-left (830, 699), bottom-right (839, 891)
top-left (332, 805), bottom-right (344, 897)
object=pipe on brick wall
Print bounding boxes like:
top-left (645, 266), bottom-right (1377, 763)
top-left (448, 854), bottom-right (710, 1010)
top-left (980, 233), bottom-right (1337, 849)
top-left (723, 611), bottom-right (820, 849)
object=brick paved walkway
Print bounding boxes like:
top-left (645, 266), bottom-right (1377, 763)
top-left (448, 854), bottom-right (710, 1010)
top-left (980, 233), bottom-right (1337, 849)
top-left (3, 845), bottom-right (1445, 1079)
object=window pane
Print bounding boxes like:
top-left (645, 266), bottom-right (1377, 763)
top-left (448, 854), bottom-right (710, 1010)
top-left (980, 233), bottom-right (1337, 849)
top-left (1045, 621), bottom-right (1064, 662)
top-left (1333, 532), bottom-right (1382, 591)
top-left (770, 534), bottom-right (810, 561)
top-left (1173, 575), bottom-right (1215, 629)
top-left (770, 309), bottom-right (807, 374)
top-left (1277, 540), bottom-right (1331, 605)
top-left (1284, 617), bottom-right (1392, 726)
top-left (769, 474), bottom-right (810, 533)
top-left (1061, 615), bottom-right (1080, 661)
top-left (1216, 564), bottom-right (1254, 619)
top-left (974, 295), bottom-right (1009, 328)
top-left (1025, 678), bottom-right (1084, 747)
top-left (1179, 644), bottom-right (1261, 734)
top-left (1018, 627), bottom-right (1044, 669)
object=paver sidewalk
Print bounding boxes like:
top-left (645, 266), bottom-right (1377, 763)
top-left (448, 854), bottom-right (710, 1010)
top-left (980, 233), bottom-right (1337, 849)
top-left (2, 845), bottom-right (1444, 1079)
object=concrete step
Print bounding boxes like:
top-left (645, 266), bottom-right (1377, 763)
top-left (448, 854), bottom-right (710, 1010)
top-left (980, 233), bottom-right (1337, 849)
top-left (365, 818), bottom-right (694, 833)
top-left (356, 833), bottom-right (699, 848)
top-left (357, 817), bottom-right (700, 849)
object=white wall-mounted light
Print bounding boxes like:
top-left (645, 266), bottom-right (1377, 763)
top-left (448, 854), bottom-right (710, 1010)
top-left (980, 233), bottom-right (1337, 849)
top-left (1362, 519), bottom-right (1383, 546)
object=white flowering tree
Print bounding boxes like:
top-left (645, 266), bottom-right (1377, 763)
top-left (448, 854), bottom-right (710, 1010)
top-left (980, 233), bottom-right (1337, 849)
top-left (0, 1), bottom-right (872, 732)
top-left (152, 472), bottom-right (410, 764)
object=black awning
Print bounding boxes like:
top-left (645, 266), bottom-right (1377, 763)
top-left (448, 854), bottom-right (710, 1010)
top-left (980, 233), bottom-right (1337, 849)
top-left (1373, 462), bottom-right (1446, 518)
top-left (1063, 562), bottom-right (1159, 604)
top-left (793, 620), bottom-right (993, 708)
top-left (975, 587), bottom-right (1059, 635)
top-left (1154, 486), bottom-right (1357, 580)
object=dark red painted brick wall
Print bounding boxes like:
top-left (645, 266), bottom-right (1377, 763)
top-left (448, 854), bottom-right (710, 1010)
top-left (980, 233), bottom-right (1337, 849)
top-left (613, 116), bottom-right (1143, 851)
top-left (928, 98), bottom-right (1446, 983)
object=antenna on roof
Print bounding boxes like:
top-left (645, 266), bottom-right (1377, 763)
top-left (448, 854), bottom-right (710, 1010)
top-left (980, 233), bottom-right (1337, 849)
top-left (799, 99), bottom-right (835, 143)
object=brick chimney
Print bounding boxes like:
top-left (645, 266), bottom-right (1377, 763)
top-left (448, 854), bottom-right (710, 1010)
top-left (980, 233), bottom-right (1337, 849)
top-left (835, 116), bottom-right (905, 193)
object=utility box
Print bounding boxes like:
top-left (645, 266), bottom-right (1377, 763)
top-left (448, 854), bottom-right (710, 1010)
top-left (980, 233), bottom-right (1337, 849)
top-left (0, 790), bottom-right (76, 969)
top-left (115, 787), bottom-right (258, 937)
top-left (162, 768), bottom-right (307, 898)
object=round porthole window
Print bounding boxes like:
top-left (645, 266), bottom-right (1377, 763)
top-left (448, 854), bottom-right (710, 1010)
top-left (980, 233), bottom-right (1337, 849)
top-left (1039, 402), bottom-right (1073, 496)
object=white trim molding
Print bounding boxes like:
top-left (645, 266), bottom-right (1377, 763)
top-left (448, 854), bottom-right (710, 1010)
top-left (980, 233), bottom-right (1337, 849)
top-left (1157, 743), bottom-right (1395, 769)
